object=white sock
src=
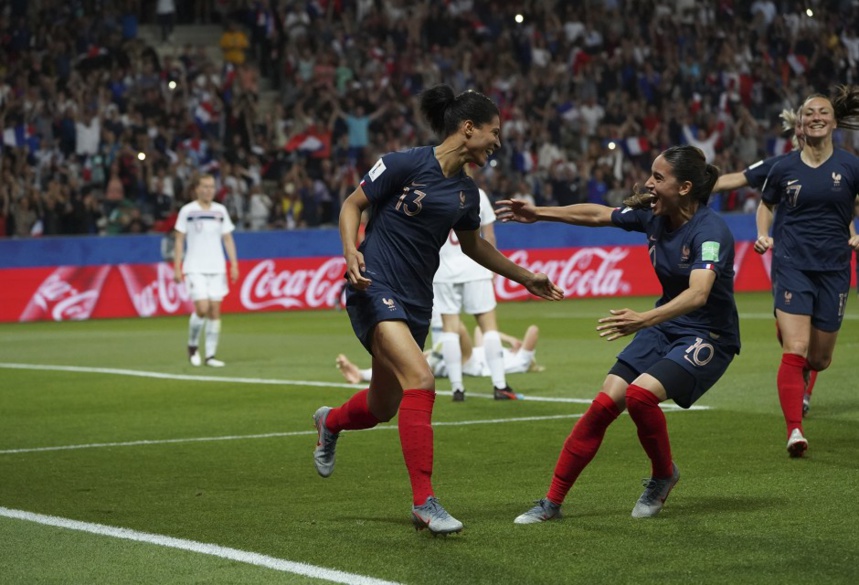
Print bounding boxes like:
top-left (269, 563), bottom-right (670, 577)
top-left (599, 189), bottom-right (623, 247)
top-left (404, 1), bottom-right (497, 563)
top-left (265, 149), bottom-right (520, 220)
top-left (482, 330), bottom-right (506, 388)
top-left (440, 331), bottom-right (464, 392)
top-left (205, 319), bottom-right (221, 359)
top-left (189, 313), bottom-right (205, 348)
top-left (359, 368), bottom-right (372, 382)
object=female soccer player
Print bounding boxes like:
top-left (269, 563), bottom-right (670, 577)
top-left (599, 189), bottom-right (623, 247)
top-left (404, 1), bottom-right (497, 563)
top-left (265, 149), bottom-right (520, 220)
top-left (497, 145), bottom-right (740, 522)
top-left (173, 174), bottom-right (239, 367)
top-left (715, 86), bottom-right (859, 455)
top-left (312, 84), bottom-right (563, 535)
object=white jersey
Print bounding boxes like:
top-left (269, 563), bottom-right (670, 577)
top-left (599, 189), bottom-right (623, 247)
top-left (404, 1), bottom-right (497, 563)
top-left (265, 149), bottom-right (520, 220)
top-left (434, 188), bottom-right (495, 283)
top-left (175, 200), bottom-right (235, 274)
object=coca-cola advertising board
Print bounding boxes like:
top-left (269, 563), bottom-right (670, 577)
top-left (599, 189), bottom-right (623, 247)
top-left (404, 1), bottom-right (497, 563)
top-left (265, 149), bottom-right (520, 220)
top-left (0, 244), bottom-right (780, 323)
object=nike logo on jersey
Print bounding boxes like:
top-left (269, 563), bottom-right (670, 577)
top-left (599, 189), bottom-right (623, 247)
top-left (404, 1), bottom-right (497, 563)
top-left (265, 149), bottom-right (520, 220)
top-left (410, 181), bottom-right (427, 187)
top-left (787, 179), bottom-right (799, 186)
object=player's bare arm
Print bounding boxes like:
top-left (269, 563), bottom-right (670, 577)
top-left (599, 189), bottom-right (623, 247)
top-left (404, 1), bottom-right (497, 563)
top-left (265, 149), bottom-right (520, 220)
top-left (597, 269), bottom-right (716, 341)
top-left (340, 186), bottom-right (372, 290)
top-left (496, 199), bottom-right (615, 227)
top-left (457, 229), bottom-right (563, 301)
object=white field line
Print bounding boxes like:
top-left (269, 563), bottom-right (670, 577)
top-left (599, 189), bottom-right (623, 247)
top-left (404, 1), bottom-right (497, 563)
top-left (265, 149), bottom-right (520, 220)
top-left (0, 362), bottom-right (359, 389)
top-left (0, 408), bottom-right (706, 456)
top-left (0, 507), bottom-right (402, 585)
top-left (0, 362), bottom-right (708, 455)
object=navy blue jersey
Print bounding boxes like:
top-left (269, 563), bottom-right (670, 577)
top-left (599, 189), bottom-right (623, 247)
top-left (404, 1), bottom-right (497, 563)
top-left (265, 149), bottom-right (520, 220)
top-left (611, 206), bottom-right (740, 352)
top-left (743, 153), bottom-right (791, 190)
top-left (357, 146), bottom-right (481, 309)
top-left (761, 149), bottom-right (859, 271)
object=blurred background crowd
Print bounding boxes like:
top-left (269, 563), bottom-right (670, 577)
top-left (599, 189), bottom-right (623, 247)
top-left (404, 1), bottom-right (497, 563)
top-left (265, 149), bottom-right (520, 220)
top-left (1, 0), bottom-right (859, 238)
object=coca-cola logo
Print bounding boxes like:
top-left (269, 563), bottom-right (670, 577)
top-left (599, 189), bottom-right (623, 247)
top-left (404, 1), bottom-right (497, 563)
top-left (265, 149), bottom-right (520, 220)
top-left (120, 264), bottom-right (191, 317)
top-left (24, 269), bottom-right (108, 321)
top-left (30, 274), bottom-right (101, 320)
top-left (496, 248), bottom-right (631, 300)
top-left (240, 258), bottom-right (347, 310)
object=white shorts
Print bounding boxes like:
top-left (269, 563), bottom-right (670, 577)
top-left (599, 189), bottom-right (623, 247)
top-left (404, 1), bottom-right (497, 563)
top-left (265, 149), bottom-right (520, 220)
top-left (185, 273), bottom-right (229, 302)
top-left (433, 279), bottom-right (496, 316)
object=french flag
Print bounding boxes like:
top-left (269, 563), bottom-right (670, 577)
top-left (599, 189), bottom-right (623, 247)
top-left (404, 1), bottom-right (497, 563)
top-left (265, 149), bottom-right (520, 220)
top-left (2, 124), bottom-right (38, 150)
top-left (623, 136), bottom-right (650, 156)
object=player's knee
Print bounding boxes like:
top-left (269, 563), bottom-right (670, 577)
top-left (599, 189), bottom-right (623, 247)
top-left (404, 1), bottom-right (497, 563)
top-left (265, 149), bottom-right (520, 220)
top-left (806, 355), bottom-right (831, 372)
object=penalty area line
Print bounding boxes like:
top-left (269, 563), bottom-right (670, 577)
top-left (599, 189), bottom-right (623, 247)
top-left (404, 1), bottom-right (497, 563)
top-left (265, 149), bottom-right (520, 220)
top-left (0, 507), bottom-right (402, 585)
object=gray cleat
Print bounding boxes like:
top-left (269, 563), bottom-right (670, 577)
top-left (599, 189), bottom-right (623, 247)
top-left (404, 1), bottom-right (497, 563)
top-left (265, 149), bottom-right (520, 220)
top-left (514, 498), bottom-right (562, 524)
top-left (313, 406), bottom-right (339, 477)
top-left (411, 496), bottom-right (463, 535)
top-left (631, 463), bottom-right (680, 518)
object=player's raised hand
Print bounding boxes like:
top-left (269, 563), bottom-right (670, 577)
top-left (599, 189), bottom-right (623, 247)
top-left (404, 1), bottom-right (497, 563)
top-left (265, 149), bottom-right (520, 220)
top-left (496, 199), bottom-right (538, 223)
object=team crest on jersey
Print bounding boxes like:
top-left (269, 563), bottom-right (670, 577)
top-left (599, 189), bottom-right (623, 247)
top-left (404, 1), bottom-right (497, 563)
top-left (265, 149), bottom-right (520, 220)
top-left (382, 297), bottom-right (396, 311)
top-left (784, 291), bottom-right (792, 305)
top-left (832, 172), bottom-right (842, 189)
top-left (459, 191), bottom-right (466, 209)
top-left (680, 245), bottom-right (690, 263)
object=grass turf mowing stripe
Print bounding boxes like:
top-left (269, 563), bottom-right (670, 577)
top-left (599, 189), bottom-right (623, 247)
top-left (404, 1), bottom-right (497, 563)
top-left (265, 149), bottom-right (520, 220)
top-left (0, 507), bottom-right (402, 585)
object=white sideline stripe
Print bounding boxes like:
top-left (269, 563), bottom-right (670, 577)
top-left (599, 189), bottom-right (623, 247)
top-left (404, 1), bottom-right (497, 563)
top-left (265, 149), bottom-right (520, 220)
top-left (0, 405), bottom-right (707, 455)
top-left (0, 507), bottom-right (401, 585)
top-left (0, 362), bottom-right (359, 389)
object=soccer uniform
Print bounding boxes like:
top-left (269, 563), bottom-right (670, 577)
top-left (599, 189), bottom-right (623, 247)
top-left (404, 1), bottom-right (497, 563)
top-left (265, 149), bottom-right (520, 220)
top-left (609, 206), bottom-right (741, 408)
top-left (346, 146), bottom-right (481, 352)
top-left (433, 188), bottom-right (497, 316)
top-left (760, 149), bottom-right (859, 331)
top-left (743, 153), bottom-right (792, 190)
top-left (174, 200), bottom-right (235, 301)
top-left (430, 346), bottom-right (535, 378)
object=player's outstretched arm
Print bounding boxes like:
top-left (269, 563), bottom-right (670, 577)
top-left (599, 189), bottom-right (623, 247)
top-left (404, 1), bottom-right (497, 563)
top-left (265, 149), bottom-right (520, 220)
top-left (495, 199), bottom-right (614, 227)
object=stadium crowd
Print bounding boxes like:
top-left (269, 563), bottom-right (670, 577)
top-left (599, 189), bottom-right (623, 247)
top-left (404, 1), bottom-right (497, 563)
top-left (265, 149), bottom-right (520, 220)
top-left (1, 0), bottom-right (859, 238)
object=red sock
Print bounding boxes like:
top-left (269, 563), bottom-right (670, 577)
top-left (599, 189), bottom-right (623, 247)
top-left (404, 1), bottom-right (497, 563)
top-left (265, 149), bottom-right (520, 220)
top-left (803, 366), bottom-right (818, 397)
top-left (626, 384), bottom-right (673, 478)
top-left (778, 353), bottom-right (805, 437)
top-left (546, 392), bottom-right (620, 505)
top-left (325, 389), bottom-right (380, 433)
top-left (398, 389), bottom-right (436, 506)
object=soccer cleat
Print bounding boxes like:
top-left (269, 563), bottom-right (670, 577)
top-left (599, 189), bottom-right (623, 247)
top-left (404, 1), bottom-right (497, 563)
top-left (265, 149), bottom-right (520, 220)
top-left (411, 496), bottom-right (463, 535)
top-left (787, 428), bottom-right (808, 458)
top-left (205, 357), bottom-right (225, 367)
top-left (514, 498), bottom-right (562, 524)
top-left (188, 346), bottom-right (201, 367)
top-left (494, 385), bottom-right (518, 400)
top-left (313, 406), bottom-right (339, 477)
top-left (452, 389), bottom-right (466, 402)
top-left (631, 463), bottom-right (680, 518)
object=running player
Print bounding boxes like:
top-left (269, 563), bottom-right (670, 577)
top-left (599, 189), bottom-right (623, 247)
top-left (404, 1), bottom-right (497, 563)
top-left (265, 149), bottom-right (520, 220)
top-left (497, 145), bottom-right (740, 522)
top-left (312, 84), bottom-right (563, 535)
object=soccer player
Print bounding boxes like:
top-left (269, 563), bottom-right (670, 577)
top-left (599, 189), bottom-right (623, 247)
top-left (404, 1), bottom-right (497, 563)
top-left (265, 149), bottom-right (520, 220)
top-left (714, 87), bottom-right (859, 452)
top-left (312, 84), bottom-right (563, 535)
top-left (750, 88), bottom-right (859, 457)
top-left (497, 145), bottom-right (740, 522)
top-left (173, 174), bottom-right (239, 367)
top-left (433, 166), bottom-right (517, 401)
top-left (334, 323), bottom-right (543, 385)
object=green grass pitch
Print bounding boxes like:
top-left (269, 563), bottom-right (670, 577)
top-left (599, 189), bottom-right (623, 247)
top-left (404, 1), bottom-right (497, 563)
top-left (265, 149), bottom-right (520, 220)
top-left (1, 292), bottom-right (858, 584)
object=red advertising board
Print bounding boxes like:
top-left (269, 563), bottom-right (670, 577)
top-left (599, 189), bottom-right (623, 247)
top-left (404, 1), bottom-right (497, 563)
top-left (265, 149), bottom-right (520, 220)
top-left (0, 244), bottom-right (778, 323)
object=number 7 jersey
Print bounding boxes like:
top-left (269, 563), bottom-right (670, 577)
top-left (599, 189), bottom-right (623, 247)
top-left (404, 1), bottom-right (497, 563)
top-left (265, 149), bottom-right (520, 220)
top-left (761, 149), bottom-right (859, 271)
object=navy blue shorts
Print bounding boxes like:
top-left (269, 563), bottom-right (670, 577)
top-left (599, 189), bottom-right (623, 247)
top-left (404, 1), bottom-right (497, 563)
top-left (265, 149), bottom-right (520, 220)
top-left (772, 264), bottom-right (851, 332)
top-left (345, 284), bottom-right (431, 355)
top-left (613, 326), bottom-right (736, 408)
